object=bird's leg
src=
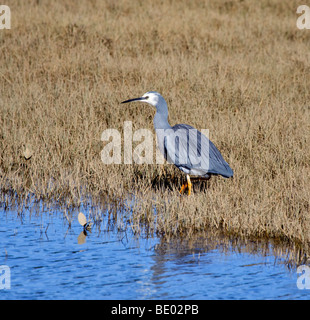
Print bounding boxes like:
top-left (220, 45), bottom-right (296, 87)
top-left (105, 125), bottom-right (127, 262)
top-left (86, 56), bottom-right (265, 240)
top-left (179, 182), bottom-right (188, 194)
top-left (186, 175), bottom-right (192, 196)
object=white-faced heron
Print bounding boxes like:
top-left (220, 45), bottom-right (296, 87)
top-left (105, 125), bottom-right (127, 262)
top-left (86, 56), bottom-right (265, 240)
top-left (122, 91), bottom-right (233, 195)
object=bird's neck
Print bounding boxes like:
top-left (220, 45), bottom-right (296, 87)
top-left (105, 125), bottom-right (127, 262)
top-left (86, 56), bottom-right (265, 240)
top-left (153, 102), bottom-right (171, 130)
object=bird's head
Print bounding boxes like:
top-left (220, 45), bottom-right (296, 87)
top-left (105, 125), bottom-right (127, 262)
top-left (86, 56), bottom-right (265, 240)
top-left (121, 91), bottom-right (163, 108)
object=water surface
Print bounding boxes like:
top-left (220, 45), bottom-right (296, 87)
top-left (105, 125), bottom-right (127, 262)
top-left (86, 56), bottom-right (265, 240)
top-left (0, 205), bottom-right (309, 299)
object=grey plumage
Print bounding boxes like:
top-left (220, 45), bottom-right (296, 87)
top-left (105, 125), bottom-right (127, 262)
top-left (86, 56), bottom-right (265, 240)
top-left (162, 123), bottom-right (233, 178)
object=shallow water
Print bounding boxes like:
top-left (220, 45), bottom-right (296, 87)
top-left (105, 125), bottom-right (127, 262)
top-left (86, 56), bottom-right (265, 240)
top-left (0, 205), bottom-right (309, 300)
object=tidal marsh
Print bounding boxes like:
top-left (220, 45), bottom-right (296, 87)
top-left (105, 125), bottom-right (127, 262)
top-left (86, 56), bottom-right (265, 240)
top-left (0, 0), bottom-right (309, 258)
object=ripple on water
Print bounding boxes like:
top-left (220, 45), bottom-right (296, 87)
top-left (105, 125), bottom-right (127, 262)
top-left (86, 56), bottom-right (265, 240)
top-left (0, 207), bottom-right (309, 299)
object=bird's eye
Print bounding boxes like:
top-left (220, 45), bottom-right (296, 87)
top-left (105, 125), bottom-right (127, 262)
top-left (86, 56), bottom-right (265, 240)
top-left (144, 96), bottom-right (149, 99)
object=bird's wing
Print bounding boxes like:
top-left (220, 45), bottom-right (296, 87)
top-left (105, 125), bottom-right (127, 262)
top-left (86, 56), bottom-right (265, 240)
top-left (164, 124), bottom-right (233, 178)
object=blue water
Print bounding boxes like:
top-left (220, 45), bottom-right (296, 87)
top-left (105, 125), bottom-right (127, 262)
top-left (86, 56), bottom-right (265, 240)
top-left (0, 205), bottom-right (309, 300)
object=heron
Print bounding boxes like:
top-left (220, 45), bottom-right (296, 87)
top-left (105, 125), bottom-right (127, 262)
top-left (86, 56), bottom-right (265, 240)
top-left (121, 91), bottom-right (233, 195)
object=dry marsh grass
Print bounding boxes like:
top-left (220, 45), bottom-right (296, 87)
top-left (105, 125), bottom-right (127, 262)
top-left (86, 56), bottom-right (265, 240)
top-left (0, 0), bottom-right (310, 255)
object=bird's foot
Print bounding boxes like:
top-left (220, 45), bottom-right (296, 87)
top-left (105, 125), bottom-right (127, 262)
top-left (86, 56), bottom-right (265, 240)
top-left (179, 183), bottom-right (188, 194)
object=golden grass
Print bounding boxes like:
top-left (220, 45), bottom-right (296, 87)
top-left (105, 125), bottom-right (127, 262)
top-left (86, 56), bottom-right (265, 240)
top-left (0, 0), bottom-right (310, 255)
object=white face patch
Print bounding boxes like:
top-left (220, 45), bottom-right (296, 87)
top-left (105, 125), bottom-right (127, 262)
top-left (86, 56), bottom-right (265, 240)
top-left (142, 92), bottom-right (160, 107)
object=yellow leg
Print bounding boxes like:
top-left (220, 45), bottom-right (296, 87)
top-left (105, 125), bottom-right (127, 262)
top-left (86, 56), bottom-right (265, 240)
top-left (179, 182), bottom-right (188, 194)
top-left (186, 175), bottom-right (192, 196)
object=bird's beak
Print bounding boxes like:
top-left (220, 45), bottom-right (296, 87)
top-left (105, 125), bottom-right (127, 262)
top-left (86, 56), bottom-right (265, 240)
top-left (121, 97), bottom-right (145, 104)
